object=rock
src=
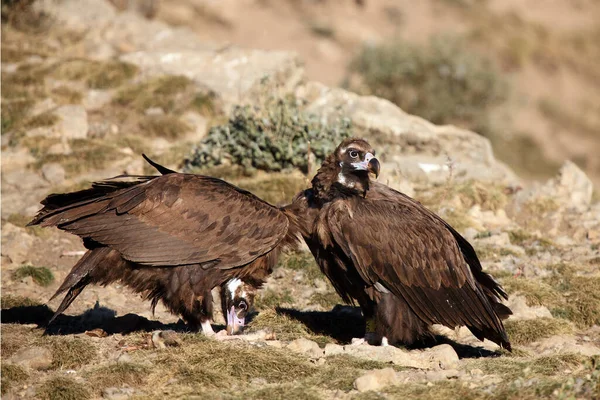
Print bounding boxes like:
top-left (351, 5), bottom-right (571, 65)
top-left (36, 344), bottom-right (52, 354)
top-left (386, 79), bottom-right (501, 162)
top-left (83, 90), bottom-right (113, 110)
top-left (324, 343), bottom-right (345, 356)
top-left (37, 0), bottom-right (117, 33)
top-left (102, 386), bottom-right (135, 400)
top-left (54, 105), bottom-right (89, 139)
top-left (1, 147), bottom-right (36, 173)
top-left (47, 140), bottom-right (73, 155)
top-left (117, 353), bottom-right (132, 364)
top-left (554, 161), bottom-right (593, 210)
top-left (507, 296), bottom-right (553, 320)
top-left (145, 107), bottom-right (164, 116)
top-left (41, 163), bottom-right (66, 185)
top-left (120, 48), bottom-right (303, 109)
top-left (30, 98), bottom-right (57, 116)
top-left (9, 347), bottom-right (53, 370)
top-left (181, 111), bottom-right (208, 141)
top-left (151, 330), bottom-right (181, 349)
top-left (425, 369), bottom-right (460, 381)
top-left (416, 344), bottom-right (459, 369)
top-left (354, 368), bottom-right (397, 392)
top-left (298, 82), bottom-right (517, 185)
top-left (1, 223), bottom-right (35, 265)
top-left (531, 335), bottom-right (600, 357)
top-left (344, 344), bottom-right (428, 369)
top-left (286, 338), bottom-right (323, 359)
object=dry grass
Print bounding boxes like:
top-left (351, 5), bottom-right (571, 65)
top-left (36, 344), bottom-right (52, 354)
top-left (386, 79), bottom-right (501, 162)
top-left (501, 277), bottom-right (563, 307)
top-left (248, 309), bottom-right (321, 343)
top-left (309, 291), bottom-right (341, 309)
top-left (35, 139), bottom-right (126, 174)
top-left (280, 252), bottom-right (323, 283)
top-left (1, 364), bottom-right (29, 395)
top-left (421, 181), bottom-right (509, 212)
top-left (44, 336), bottom-right (97, 370)
top-left (254, 290), bottom-right (294, 310)
top-left (23, 111), bottom-right (58, 129)
top-left (12, 265), bottom-right (54, 286)
top-left (233, 172), bottom-right (309, 206)
top-left (50, 86), bottom-right (83, 105)
top-left (51, 59), bottom-right (138, 89)
top-left (1, 295), bottom-right (42, 309)
top-left (0, 324), bottom-right (40, 358)
top-left (504, 317), bottom-right (573, 345)
top-left (154, 335), bottom-right (316, 387)
top-left (544, 274), bottom-right (600, 328)
top-left (113, 75), bottom-right (194, 113)
top-left (87, 362), bottom-right (148, 392)
top-left (37, 377), bottom-right (91, 400)
top-left (139, 114), bottom-right (191, 139)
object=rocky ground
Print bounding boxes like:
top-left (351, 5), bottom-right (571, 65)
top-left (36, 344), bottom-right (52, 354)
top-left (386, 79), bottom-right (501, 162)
top-left (2, 1), bottom-right (600, 399)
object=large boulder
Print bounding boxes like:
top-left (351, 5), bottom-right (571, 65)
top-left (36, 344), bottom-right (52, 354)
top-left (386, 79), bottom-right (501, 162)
top-left (298, 82), bottom-right (517, 185)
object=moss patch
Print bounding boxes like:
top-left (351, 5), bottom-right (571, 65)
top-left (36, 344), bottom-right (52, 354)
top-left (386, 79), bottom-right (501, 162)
top-left (501, 277), bottom-right (562, 307)
top-left (504, 317), bottom-right (573, 345)
top-left (544, 274), bottom-right (600, 328)
top-left (37, 377), bottom-right (91, 400)
top-left (309, 291), bottom-right (341, 309)
top-left (12, 265), bottom-right (54, 286)
top-left (35, 139), bottom-right (125, 174)
top-left (279, 252), bottom-right (323, 284)
top-left (113, 75), bottom-right (194, 113)
top-left (254, 289), bottom-right (294, 310)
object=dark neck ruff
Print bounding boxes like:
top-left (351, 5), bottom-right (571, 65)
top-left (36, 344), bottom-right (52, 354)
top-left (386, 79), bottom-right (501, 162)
top-left (311, 155), bottom-right (370, 203)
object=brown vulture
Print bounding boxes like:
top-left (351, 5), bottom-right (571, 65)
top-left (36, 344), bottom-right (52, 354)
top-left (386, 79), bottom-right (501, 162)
top-left (31, 138), bottom-right (511, 349)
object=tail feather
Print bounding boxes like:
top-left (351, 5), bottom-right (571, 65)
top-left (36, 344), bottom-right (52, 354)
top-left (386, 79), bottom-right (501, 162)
top-left (47, 248), bottom-right (112, 325)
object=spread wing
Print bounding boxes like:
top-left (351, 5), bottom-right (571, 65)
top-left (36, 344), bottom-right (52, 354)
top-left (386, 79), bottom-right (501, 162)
top-left (325, 185), bottom-right (508, 344)
top-left (30, 173), bottom-right (289, 268)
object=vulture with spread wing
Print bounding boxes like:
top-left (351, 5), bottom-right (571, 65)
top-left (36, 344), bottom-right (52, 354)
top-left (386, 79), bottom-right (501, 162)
top-left (31, 138), bottom-right (511, 349)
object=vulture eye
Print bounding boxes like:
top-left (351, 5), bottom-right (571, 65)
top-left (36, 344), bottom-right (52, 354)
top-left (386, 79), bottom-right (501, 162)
top-left (349, 150), bottom-right (359, 159)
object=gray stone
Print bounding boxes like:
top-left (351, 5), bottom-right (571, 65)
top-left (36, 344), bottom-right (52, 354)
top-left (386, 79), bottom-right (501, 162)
top-left (344, 344), bottom-right (428, 369)
top-left (54, 105), bottom-right (88, 139)
top-left (120, 48), bottom-right (303, 109)
top-left (507, 296), bottom-right (553, 320)
top-left (9, 347), bottom-right (53, 370)
top-left (1, 223), bottom-right (35, 265)
top-left (41, 163), bottom-right (66, 185)
top-left (181, 111), bottom-right (208, 141)
top-left (324, 343), bottom-right (345, 357)
top-left (298, 82), bottom-right (517, 185)
top-left (416, 344), bottom-right (459, 369)
top-left (117, 353), bottom-right (132, 364)
top-left (286, 338), bottom-right (323, 359)
top-left (354, 368), bottom-right (397, 392)
top-left (83, 90), bottom-right (113, 110)
top-left (102, 386), bottom-right (135, 400)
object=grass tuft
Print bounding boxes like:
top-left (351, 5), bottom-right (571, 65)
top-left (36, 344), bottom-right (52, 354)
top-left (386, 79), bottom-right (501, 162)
top-left (88, 363), bottom-right (148, 391)
top-left (1, 295), bottom-right (42, 309)
top-left (504, 317), bottom-right (573, 345)
top-left (1, 364), bottom-right (29, 395)
top-left (254, 290), bottom-right (294, 310)
top-left (113, 75), bottom-right (194, 113)
top-left (52, 59), bottom-right (138, 89)
top-left (37, 377), bottom-right (91, 400)
top-left (12, 265), bottom-right (54, 286)
top-left (45, 337), bottom-right (97, 370)
top-left (138, 115), bottom-right (191, 139)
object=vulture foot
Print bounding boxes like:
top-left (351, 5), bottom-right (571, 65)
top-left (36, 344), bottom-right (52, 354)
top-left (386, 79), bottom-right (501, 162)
top-left (200, 320), bottom-right (216, 336)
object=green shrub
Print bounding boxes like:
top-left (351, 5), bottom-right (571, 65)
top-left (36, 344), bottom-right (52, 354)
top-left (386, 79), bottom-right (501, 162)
top-left (12, 265), bottom-right (54, 286)
top-left (184, 97), bottom-right (353, 173)
top-left (347, 36), bottom-right (507, 131)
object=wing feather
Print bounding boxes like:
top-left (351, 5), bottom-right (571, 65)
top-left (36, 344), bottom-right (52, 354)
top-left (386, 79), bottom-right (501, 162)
top-left (325, 186), bottom-right (507, 341)
top-left (31, 173), bottom-right (290, 269)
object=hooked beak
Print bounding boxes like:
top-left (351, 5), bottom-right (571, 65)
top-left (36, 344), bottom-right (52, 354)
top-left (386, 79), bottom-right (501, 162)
top-left (352, 152), bottom-right (380, 178)
top-left (226, 306), bottom-right (245, 335)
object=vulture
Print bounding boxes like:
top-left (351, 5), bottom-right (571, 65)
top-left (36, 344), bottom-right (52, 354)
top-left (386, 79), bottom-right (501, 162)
top-left (31, 138), bottom-right (511, 350)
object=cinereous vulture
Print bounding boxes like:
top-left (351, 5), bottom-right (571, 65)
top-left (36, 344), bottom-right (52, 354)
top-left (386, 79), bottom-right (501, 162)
top-left (31, 138), bottom-right (511, 349)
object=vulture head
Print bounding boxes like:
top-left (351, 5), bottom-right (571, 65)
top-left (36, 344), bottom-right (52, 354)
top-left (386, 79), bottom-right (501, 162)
top-left (334, 138), bottom-right (380, 194)
top-left (221, 278), bottom-right (256, 335)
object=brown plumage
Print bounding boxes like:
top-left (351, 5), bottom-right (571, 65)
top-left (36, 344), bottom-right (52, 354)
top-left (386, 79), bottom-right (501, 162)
top-left (30, 160), bottom-right (299, 334)
top-left (32, 139), bottom-right (511, 349)
top-left (298, 138), bottom-right (512, 349)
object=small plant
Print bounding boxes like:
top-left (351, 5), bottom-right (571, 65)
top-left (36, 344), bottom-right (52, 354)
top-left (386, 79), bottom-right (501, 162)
top-left (12, 265), bottom-right (54, 286)
top-left (347, 36), bottom-right (508, 132)
top-left (184, 96), bottom-right (353, 174)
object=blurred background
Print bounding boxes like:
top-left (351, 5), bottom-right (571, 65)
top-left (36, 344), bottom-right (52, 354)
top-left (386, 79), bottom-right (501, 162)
top-left (149, 0), bottom-right (600, 183)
